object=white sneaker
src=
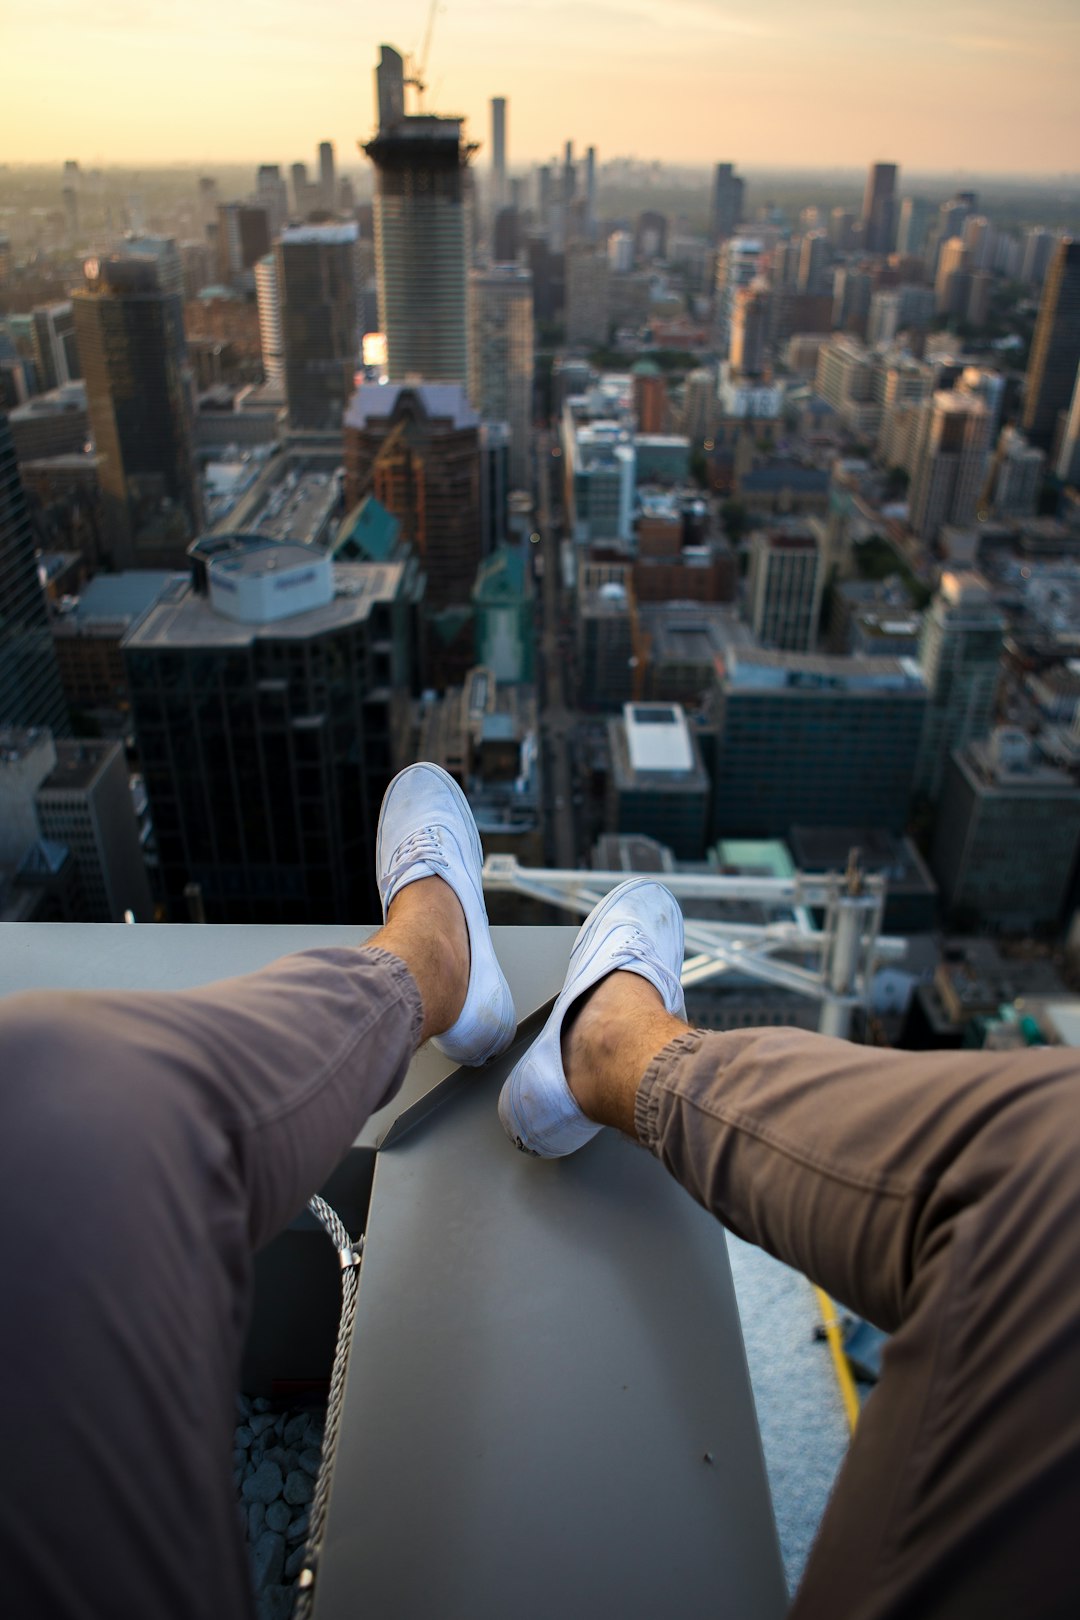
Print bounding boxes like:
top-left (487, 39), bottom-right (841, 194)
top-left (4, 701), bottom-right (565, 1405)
top-left (498, 879), bottom-right (686, 1157)
top-left (377, 763), bottom-right (516, 1066)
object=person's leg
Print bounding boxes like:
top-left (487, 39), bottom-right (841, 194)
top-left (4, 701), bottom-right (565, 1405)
top-left (0, 873), bottom-right (472, 1620)
top-left (565, 968), bottom-right (1080, 1619)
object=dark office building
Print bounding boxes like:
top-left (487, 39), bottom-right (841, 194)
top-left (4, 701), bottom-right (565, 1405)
top-left (277, 224), bottom-right (361, 432)
top-left (72, 258), bottom-right (201, 570)
top-left (0, 412), bottom-right (70, 732)
top-left (122, 536), bottom-right (419, 923)
top-left (493, 206), bottom-right (519, 264)
top-left (1021, 238), bottom-right (1080, 452)
top-left (709, 164), bottom-right (745, 245)
top-left (861, 162), bottom-right (898, 255)
top-left (710, 648), bottom-right (927, 838)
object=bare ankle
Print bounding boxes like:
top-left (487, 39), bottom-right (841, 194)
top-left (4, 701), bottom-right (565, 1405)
top-left (562, 972), bottom-right (685, 1137)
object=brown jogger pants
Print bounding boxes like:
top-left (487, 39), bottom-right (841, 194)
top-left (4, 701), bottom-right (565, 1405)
top-left (2, 947), bottom-right (1078, 1618)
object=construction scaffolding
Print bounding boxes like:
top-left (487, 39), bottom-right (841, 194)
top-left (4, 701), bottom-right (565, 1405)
top-left (482, 853), bottom-right (907, 1040)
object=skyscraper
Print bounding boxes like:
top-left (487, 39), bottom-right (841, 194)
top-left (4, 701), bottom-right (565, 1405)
top-left (709, 163), bottom-right (744, 245)
top-left (215, 202), bottom-right (272, 285)
top-left (0, 412), bottom-right (70, 732)
top-left (72, 257), bottom-right (201, 570)
top-left (585, 146), bottom-right (597, 241)
top-left (30, 302), bottom-right (80, 391)
top-left (746, 528), bottom-right (824, 652)
top-left (319, 141), bottom-right (336, 212)
top-left (123, 536), bottom-right (417, 923)
top-left (362, 45), bottom-right (472, 384)
top-left (565, 244), bottom-right (610, 347)
top-left (343, 382), bottom-right (482, 613)
top-left (468, 265), bottom-right (534, 489)
top-left (896, 196), bottom-right (934, 259)
top-left (256, 165), bottom-right (289, 236)
top-left (915, 571), bottom-right (1004, 801)
top-left (861, 162), bottom-right (898, 255)
top-left (1021, 238), bottom-right (1080, 452)
top-left (254, 254), bottom-right (284, 392)
top-left (908, 392), bottom-right (991, 541)
top-left (490, 98), bottom-right (507, 214)
top-left (277, 224), bottom-right (361, 431)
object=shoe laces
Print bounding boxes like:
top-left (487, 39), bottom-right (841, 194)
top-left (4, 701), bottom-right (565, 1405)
top-left (621, 926), bottom-right (681, 1003)
top-left (385, 827), bottom-right (449, 896)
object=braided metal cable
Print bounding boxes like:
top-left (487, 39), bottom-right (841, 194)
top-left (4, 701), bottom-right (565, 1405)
top-left (292, 1194), bottom-right (363, 1620)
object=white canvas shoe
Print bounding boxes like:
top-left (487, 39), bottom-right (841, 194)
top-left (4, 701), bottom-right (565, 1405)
top-left (498, 879), bottom-right (686, 1157)
top-left (377, 763), bottom-right (517, 1066)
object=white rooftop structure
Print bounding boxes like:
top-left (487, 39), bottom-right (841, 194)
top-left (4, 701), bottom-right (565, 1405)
top-left (624, 703), bottom-right (695, 773)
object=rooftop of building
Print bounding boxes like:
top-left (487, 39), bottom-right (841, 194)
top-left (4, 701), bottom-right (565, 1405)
top-left (210, 449), bottom-right (340, 539)
top-left (279, 224), bottom-right (359, 246)
top-left (9, 381), bottom-right (87, 419)
top-left (123, 557), bottom-right (408, 650)
top-left (51, 570), bottom-right (183, 636)
top-left (723, 646), bottom-right (926, 695)
top-left (344, 383), bottom-right (479, 434)
top-left (0, 726), bottom-right (54, 766)
top-left (788, 827), bottom-right (937, 895)
top-left (591, 833), bottom-right (676, 874)
top-left (38, 738), bottom-right (118, 795)
top-left (959, 730), bottom-right (1080, 796)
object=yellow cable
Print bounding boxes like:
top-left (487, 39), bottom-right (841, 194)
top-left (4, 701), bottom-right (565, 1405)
top-left (813, 1285), bottom-right (860, 1435)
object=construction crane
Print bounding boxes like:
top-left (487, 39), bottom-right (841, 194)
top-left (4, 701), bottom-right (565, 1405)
top-left (404, 0), bottom-right (441, 112)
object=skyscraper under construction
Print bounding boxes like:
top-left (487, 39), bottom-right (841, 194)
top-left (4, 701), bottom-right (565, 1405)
top-left (361, 45), bottom-right (474, 385)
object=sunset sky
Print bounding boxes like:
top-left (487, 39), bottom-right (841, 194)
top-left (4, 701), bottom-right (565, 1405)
top-left (4, 0), bottom-right (1079, 172)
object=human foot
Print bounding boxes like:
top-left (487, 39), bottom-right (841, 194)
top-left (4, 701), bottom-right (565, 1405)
top-left (377, 763), bottom-right (516, 1065)
top-left (497, 880), bottom-right (686, 1156)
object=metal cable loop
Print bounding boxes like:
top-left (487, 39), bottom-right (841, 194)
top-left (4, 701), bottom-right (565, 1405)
top-left (292, 1194), bottom-right (364, 1620)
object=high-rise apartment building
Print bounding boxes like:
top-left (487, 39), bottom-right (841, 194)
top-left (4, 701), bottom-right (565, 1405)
top-left (714, 237), bottom-right (763, 357)
top-left (1021, 238), bottom-right (1080, 452)
top-left (914, 570), bottom-right (1004, 801)
top-left (362, 46), bottom-right (472, 384)
top-left (35, 738), bottom-right (153, 921)
top-left (986, 426), bottom-right (1044, 518)
top-left (277, 224), bottom-right (360, 431)
top-left (861, 163), bottom-right (898, 255)
top-left (255, 166), bottom-right (289, 236)
top-left (896, 196), bottom-right (934, 259)
top-left (565, 244), bottom-right (610, 347)
top-left (344, 382), bottom-right (482, 612)
top-left (1021, 227), bottom-right (1056, 288)
top-left (729, 285), bottom-right (769, 377)
top-left (746, 528), bottom-right (824, 652)
top-left (490, 99), bottom-right (507, 214)
top-left (796, 230), bottom-right (829, 296)
top-left (30, 302), bottom-right (80, 392)
top-left (72, 257), bottom-right (201, 570)
top-left (291, 162), bottom-right (311, 216)
top-left (468, 265), bottom-right (534, 489)
top-left (908, 392), bottom-right (991, 541)
top-left (0, 413), bottom-right (69, 732)
top-left (123, 536), bottom-right (417, 923)
top-left (216, 202), bottom-right (272, 285)
top-left (935, 237), bottom-right (970, 315)
top-left (254, 254), bottom-right (285, 392)
top-left (709, 163), bottom-right (745, 245)
top-left (318, 141), bottom-right (336, 211)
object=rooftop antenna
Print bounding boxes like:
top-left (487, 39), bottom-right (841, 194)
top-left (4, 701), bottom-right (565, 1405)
top-left (404, 0), bottom-right (442, 113)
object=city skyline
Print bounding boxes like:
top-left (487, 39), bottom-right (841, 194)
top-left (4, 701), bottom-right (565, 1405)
top-left (3, 0), bottom-right (1078, 172)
